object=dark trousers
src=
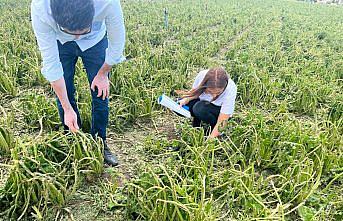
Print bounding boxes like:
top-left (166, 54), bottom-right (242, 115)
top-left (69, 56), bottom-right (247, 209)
top-left (186, 99), bottom-right (221, 131)
top-left (57, 37), bottom-right (109, 140)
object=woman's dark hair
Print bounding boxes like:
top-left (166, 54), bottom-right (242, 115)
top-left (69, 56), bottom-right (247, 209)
top-left (50, 0), bottom-right (95, 31)
top-left (177, 67), bottom-right (229, 101)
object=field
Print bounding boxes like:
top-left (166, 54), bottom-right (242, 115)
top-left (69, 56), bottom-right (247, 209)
top-left (0, 0), bottom-right (342, 220)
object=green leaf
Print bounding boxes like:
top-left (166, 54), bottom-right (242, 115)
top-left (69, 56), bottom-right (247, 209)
top-left (298, 205), bottom-right (316, 221)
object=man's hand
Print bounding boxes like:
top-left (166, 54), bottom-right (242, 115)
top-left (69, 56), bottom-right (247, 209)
top-left (64, 108), bottom-right (79, 132)
top-left (91, 64), bottom-right (111, 100)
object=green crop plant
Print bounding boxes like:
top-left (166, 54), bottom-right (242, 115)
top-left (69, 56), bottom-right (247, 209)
top-left (126, 165), bottom-right (219, 221)
top-left (0, 107), bottom-right (15, 156)
top-left (0, 131), bottom-right (103, 219)
top-left (127, 108), bottom-right (342, 219)
top-left (126, 127), bottom-right (219, 220)
top-left (289, 79), bottom-right (323, 115)
top-left (20, 92), bottom-right (60, 131)
top-left (237, 70), bottom-right (278, 108)
top-left (0, 126), bottom-right (14, 156)
top-left (78, 102), bottom-right (92, 133)
top-left (328, 98), bottom-right (343, 123)
top-left (0, 72), bottom-right (17, 97)
top-left (73, 73), bottom-right (93, 133)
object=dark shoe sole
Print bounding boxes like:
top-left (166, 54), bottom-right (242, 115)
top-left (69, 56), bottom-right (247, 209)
top-left (104, 160), bottom-right (119, 167)
top-left (104, 161), bottom-right (119, 167)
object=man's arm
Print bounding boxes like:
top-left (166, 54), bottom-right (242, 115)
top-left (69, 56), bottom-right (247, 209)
top-left (104, 0), bottom-right (126, 66)
top-left (92, 0), bottom-right (126, 99)
top-left (51, 78), bottom-right (79, 132)
top-left (31, 5), bottom-right (78, 132)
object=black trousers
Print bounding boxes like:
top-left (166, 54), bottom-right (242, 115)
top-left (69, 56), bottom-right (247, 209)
top-left (187, 99), bottom-right (221, 130)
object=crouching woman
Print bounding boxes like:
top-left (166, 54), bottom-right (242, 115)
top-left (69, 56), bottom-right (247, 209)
top-left (177, 67), bottom-right (237, 138)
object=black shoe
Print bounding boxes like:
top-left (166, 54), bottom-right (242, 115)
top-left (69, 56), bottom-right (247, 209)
top-left (103, 148), bottom-right (119, 167)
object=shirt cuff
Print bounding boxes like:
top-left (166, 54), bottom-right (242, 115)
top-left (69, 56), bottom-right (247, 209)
top-left (42, 62), bottom-right (64, 82)
top-left (220, 107), bottom-right (234, 115)
top-left (105, 53), bottom-right (126, 66)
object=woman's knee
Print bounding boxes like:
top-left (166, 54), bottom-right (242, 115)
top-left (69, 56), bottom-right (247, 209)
top-left (192, 101), bottom-right (210, 119)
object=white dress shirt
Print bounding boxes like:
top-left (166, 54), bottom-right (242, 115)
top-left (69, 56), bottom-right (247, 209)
top-left (192, 70), bottom-right (237, 115)
top-left (31, 0), bottom-right (126, 82)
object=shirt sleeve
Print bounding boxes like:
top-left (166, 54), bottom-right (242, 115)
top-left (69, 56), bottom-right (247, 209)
top-left (31, 4), bottom-right (64, 82)
top-left (104, 0), bottom-right (126, 65)
top-left (220, 85), bottom-right (237, 115)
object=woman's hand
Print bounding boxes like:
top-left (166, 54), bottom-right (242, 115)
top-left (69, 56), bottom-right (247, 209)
top-left (209, 113), bottom-right (230, 139)
top-left (178, 98), bottom-right (189, 107)
top-left (209, 129), bottom-right (221, 139)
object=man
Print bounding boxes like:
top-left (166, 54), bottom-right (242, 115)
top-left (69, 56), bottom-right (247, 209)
top-left (31, 0), bottom-right (126, 166)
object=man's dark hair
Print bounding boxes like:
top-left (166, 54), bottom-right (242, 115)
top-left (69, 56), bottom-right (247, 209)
top-left (50, 0), bottom-right (95, 31)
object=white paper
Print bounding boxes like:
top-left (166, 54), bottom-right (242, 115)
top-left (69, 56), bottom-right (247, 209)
top-left (158, 94), bottom-right (191, 118)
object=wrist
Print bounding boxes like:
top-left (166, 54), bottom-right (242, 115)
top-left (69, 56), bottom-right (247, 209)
top-left (100, 63), bottom-right (112, 75)
top-left (210, 129), bottom-right (220, 138)
top-left (97, 69), bottom-right (108, 77)
top-left (63, 104), bottom-right (73, 112)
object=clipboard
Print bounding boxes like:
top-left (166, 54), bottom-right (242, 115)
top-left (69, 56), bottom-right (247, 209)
top-left (158, 94), bottom-right (191, 118)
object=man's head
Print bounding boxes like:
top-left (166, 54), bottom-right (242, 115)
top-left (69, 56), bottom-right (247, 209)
top-left (50, 0), bottom-right (95, 35)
